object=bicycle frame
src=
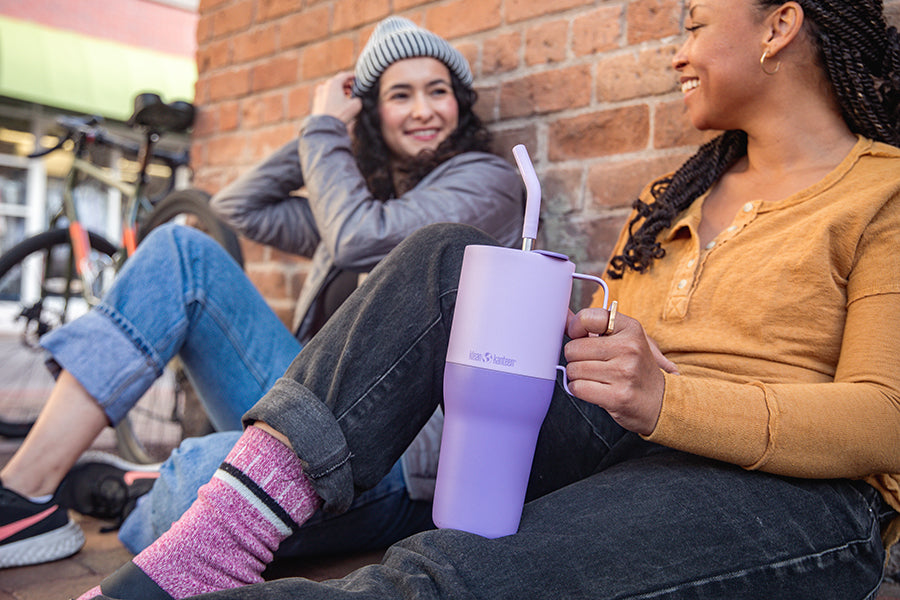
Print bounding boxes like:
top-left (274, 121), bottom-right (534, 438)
top-left (32, 115), bottom-right (186, 306)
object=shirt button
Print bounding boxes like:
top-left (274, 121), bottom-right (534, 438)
top-left (727, 225), bottom-right (737, 232)
top-left (705, 240), bottom-right (717, 249)
top-left (687, 259), bottom-right (695, 268)
top-left (677, 279), bottom-right (688, 289)
top-left (743, 202), bottom-right (754, 212)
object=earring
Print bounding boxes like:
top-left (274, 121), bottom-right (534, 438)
top-left (760, 49), bottom-right (781, 75)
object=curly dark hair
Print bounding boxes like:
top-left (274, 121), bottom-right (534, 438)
top-left (350, 71), bottom-right (493, 201)
top-left (607, 0), bottom-right (900, 279)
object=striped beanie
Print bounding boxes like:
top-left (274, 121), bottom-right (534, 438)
top-left (352, 17), bottom-right (473, 96)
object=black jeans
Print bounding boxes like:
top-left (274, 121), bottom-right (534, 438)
top-left (222, 223), bottom-right (892, 599)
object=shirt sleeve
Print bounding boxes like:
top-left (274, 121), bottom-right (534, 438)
top-left (209, 138), bottom-right (321, 257)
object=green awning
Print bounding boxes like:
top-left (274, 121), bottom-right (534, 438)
top-left (0, 15), bottom-right (196, 122)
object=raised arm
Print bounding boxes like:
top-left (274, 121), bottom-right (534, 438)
top-left (209, 139), bottom-right (321, 257)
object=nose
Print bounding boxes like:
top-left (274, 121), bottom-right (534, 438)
top-left (411, 91), bottom-right (434, 120)
top-left (672, 39), bottom-right (689, 71)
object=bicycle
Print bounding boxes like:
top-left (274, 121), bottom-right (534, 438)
top-left (0, 93), bottom-right (243, 463)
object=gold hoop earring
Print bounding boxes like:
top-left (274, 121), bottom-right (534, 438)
top-left (760, 49), bottom-right (781, 75)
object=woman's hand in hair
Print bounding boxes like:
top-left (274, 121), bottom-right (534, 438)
top-left (312, 71), bottom-right (362, 128)
top-left (564, 308), bottom-right (677, 436)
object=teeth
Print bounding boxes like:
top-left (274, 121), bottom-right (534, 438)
top-left (681, 79), bottom-right (699, 93)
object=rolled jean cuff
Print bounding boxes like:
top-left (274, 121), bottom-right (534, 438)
top-left (40, 303), bottom-right (164, 425)
top-left (243, 377), bottom-right (354, 513)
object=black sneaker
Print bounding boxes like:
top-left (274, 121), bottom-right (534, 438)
top-left (56, 451), bottom-right (161, 526)
top-left (0, 481), bottom-right (84, 568)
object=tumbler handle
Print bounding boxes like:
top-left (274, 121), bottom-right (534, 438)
top-left (557, 272), bottom-right (611, 397)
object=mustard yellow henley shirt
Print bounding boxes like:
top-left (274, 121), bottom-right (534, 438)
top-left (593, 137), bottom-right (900, 545)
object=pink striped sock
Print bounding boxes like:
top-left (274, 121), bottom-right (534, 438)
top-left (82, 425), bottom-right (322, 600)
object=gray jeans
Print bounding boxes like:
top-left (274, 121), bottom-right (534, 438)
top-left (207, 223), bottom-right (892, 599)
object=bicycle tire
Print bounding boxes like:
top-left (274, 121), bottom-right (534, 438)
top-left (0, 229), bottom-right (117, 438)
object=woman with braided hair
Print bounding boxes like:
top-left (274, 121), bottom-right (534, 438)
top-left (78, 1), bottom-right (900, 598)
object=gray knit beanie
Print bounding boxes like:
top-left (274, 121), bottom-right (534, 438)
top-left (352, 16), bottom-right (473, 97)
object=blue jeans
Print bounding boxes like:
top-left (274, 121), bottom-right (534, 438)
top-left (41, 223), bottom-right (299, 430)
top-left (40, 224), bottom-right (433, 554)
top-left (223, 223), bottom-right (895, 600)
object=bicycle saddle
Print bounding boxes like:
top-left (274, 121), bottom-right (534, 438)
top-left (128, 93), bottom-right (195, 134)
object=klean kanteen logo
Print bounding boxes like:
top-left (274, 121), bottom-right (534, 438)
top-left (469, 350), bottom-right (517, 367)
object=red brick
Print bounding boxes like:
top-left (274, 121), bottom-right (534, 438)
top-left (425, 0), bottom-right (501, 39)
top-left (197, 38), bottom-right (231, 73)
top-left (218, 102), bottom-right (239, 132)
top-left (190, 139), bottom-right (207, 171)
top-left (490, 124), bottom-right (537, 161)
top-left (247, 124), bottom-right (300, 161)
top-left (587, 153), bottom-right (692, 209)
top-left (288, 84), bottom-right (314, 119)
top-left (548, 105), bottom-right (650, 161)
top-left (206, 133), bottom-right (248, 166)
top-left (207, 67), bottom-right (252, 101)
top-left (192, 104), bottom-right (218, 137)
top-left (542, 166), bottom-right (583, 215)
top-left (199, 0), bottom-right (230, 12)
top-left (572, 5), bottom-right (623, 57)
top-left (525, 19), bottom-right (568, 66)
top-left (197, 14), bottom-right (213, 44)
top-left (473, 84), bottom-right (499, 124)
top-left (455, 41), bottom-right (479, 77)
top-left (233, 24), bottom-right (279, 63)
top-left (241, 92), bottom-right (286, 128)
top-left (247, 266), bottom-right (290, 300)
top-left (653, 98), bottom-right (717, 149)
top-left (239, 238), bottom-right (267, 264)
top-left (393, 0), bottom-right (432, 9)
top-left (211, 0), bottom-right (255, 38)
top-left (281, 7), bottom-right (331, 48)
top-left (257, 0), bottom-right (304, 22)
top-left (626, 0), bottom-right (682, 44)
top-left (506, 0), bottom-right (593, 23)
top-left (252, 54), bottom-right (300, 91)
top-left (301, 35), bottom-right (356, 79)
top-left (596, 45), bottom-right (679, 103)
top-left (483, 31), bottom-right (520, 76)
top-left (500, 65), bottom-right (591, 119)
top-left (333, 0), bottom-right (390, 32)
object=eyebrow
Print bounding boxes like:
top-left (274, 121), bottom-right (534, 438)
top-left (383, 78), bottom-right (452, 93)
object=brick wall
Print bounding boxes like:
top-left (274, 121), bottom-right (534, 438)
top-left (191, 0), bottom-right (900, 323)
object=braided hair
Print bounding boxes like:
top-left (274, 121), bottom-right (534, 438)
top-left (351, 72), bottom-right (492, 201)
top-left (607, 0), bottom-right (900, 279)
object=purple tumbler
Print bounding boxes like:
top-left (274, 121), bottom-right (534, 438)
top-left (433, 245), bottom-right (607, 538)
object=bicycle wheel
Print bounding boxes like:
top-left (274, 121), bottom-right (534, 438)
top-left (0, 229), bottom-right (117, 438)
